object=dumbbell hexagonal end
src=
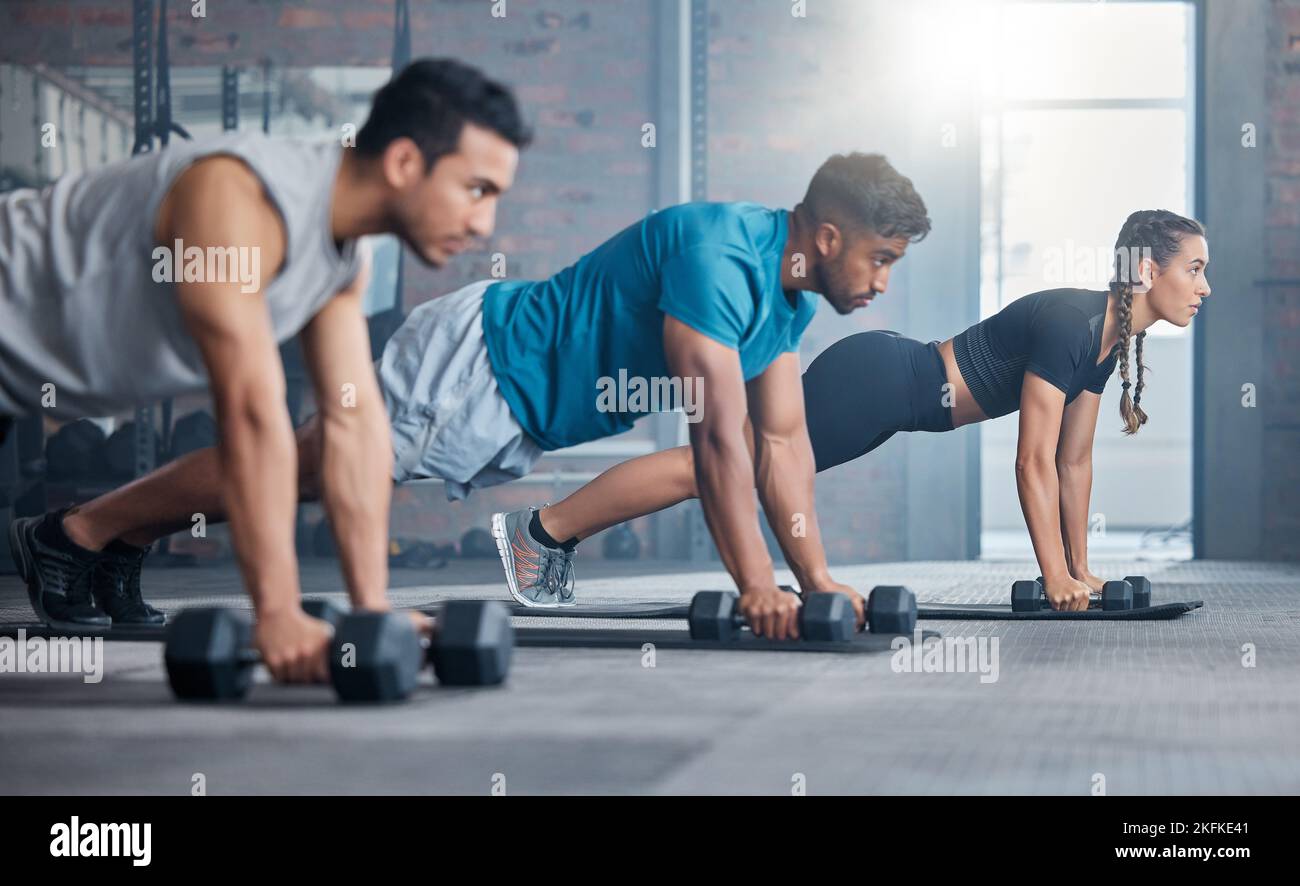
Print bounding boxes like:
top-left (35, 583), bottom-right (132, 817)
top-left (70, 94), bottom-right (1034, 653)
top-left (164, 608), bottom-right (254, 701)
top-left (1101, 580), bottom-right (1134, 611)
top-left (430, 601), bottom-right (514, 686)
top-left (688, 591), bottom-right (738, 641)
top-left (865, 585), bottom-right (916, 635)
top-left (1122, 575), bottom-right (1152, 609)
top-left (801, 592), bottom-right (856, 641)
top-left (1011, 580), bottom-right (1044, 612)
top-left (330, 613), bottom-right (422, 703)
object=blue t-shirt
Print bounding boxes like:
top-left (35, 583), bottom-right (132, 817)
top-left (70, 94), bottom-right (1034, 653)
top-left (482, 202), bottom-right (818, 450)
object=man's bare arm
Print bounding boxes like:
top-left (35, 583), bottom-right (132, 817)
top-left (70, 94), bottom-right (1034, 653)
top-left (162, 158), bottom-right (301, 620)
top-left (745, 353), bottom-right (833, 588)
top-left (298, 246), bottom-right (395, 610)
top-left (662, 316), bottom-right (775, 595)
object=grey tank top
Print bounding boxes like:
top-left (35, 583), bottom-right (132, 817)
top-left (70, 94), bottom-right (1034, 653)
top-left (0, 132), bottom-right (363, 417)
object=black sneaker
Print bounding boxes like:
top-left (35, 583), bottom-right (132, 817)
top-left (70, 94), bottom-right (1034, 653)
top-left (94, 542), bottom-right (166, 625)
top-left (7, 512), bottom-right (111, 630)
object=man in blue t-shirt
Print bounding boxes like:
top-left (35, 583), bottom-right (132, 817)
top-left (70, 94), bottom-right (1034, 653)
top-left (53, 152), bottom-right (930, 640)
top-left (388, 151), bottom-right (930, 635)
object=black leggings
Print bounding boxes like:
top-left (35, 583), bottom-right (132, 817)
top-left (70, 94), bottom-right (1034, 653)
top-left (801, 331), bottom-right (954, 473)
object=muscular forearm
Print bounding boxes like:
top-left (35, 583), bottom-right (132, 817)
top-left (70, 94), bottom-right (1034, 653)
top-left (692, 428), bottom-right (775, 594)
top-left (1015, 456), bottom-right (1070, 579)
top-left (216, 394), bottom-right (300, 617)
top-left (1056, 460), bottom-right (1093, 575)
top-left (754, 432), bottom-right (833, 590)
top-left (318, 405), bottom-right (393, 610)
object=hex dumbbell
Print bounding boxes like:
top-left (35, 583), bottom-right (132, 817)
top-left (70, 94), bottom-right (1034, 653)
top-left (1032, 575), bottom-right (1152, 608)
top-left (688, 590), bottom-right (855, 641)
top-left (165, 599), bottom-right (513, 703)
top-left (328, 599), bottom-right (514, 701)
top-left (423, 599), bottom-right (514, 686)
top-left (1014, 578), bottom-right (1135, 612)
top-left (165, 599), bottom-right (417, 703)
top-left (865, 585), bottom-right (917, 634)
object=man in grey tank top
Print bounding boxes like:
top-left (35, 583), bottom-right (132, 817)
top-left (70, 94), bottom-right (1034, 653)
top-left (3, 59), bottom-right (529, 684)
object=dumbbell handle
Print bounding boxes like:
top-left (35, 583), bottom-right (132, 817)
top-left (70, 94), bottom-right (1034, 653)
top-left (239, 598), bottom-right (343, 644)
top-left (727, 602), bottom-right (844, 635)
top-left (308, 600), bottom-right (441, 645)
top-left (726, 606), bottom-right (804, 629)
top-left (201, 600), bottom-right (343, 666)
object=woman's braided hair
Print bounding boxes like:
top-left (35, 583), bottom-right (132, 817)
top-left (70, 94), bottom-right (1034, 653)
top-left (1110, 210), bottom-right (1206, 435)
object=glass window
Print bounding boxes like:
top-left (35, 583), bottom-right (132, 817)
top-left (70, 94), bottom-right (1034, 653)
top-left (994, 2), bottom-right (1191, 101)
top-left (981, 1), bottom-right (1196, 338)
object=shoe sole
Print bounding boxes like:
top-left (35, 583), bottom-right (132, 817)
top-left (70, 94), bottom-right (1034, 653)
top-left (491, 512), bottom-right (572, 610)
top-left (7, 516), bottom-right (110, 632)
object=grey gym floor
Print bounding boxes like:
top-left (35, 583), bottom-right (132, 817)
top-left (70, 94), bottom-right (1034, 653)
top-left (0, 557), bottom-right (1297, 795)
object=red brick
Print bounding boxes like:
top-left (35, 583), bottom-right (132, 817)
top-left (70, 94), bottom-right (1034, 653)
top-left (1276, 126), bottom-right (1300, 152)
top-left (276, 8), bottom-right (337, 28)
top-left (1271, 179), bottom-right (1300, 205)
top-left (1268, 229), bottom-right (1300, 264)
top-left (1267, 204), bottom-right (1300, 228)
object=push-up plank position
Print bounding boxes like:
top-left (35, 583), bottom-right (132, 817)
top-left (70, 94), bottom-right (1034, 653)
top-left (3, 59), bottom-right (529, 679)
top-left (29, 152), bottom-right (932, 640)
top-left (537, 210), bottom-right (1209, 611)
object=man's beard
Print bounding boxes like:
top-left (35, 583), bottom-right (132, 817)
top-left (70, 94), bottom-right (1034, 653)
top-left (815, 260), bottom-right (856, 315)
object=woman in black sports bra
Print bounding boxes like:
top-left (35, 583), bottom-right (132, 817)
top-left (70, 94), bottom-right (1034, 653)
top-left (536, 209), bottom-right (1210, 611)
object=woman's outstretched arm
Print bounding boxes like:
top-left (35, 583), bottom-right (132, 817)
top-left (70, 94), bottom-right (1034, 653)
top-left (1056, 391), bottom-right (1104, 592)
top-left (1016, 372), bottom-right (1093, 611)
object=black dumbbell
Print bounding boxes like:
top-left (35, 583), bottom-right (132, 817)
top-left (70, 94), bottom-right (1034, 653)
top-left (167, 597), bottom-right (514, 702)
top-left (688, 590), bottom-right (855, 641)
top-left (165, 597), bottom-right (346, 700)
top-left (165, 599), bottom-right (417, 703)
top-left (1122, 575), bottom-right (1152, 608)
top-left (1033, 574), bottom-right (1152, 608)
top-left (1012, 579), bottom-right (1043, 612)
top-left (423, 600), bottom-right (514, 686)
top-left (164, 608), bottom-right (258, 700)
top-left (865, 585), bottom-right (917, 635)
top-left (1014, 578), bottom-right (1134, 612)
top-left (329, 599), bottom-right (514, 700)
top-left (328, 611), bottom-right (424, 703)
top-left (45, 419), bottom-right (107, 479)
top-left (1101, 580), bottom-right (1134, 610)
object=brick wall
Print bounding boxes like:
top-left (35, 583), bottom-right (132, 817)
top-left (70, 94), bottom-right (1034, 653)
top-left (398, 1), bottom-right (657, 301)
top-left (383, 1), bottom-right (664, 553)
top-left (1264, 0), bottom-right (1300, 559)
top-left (704, 0), bottom-right (916, 562)
top-left (395, 1), bottom-right (917, 562)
